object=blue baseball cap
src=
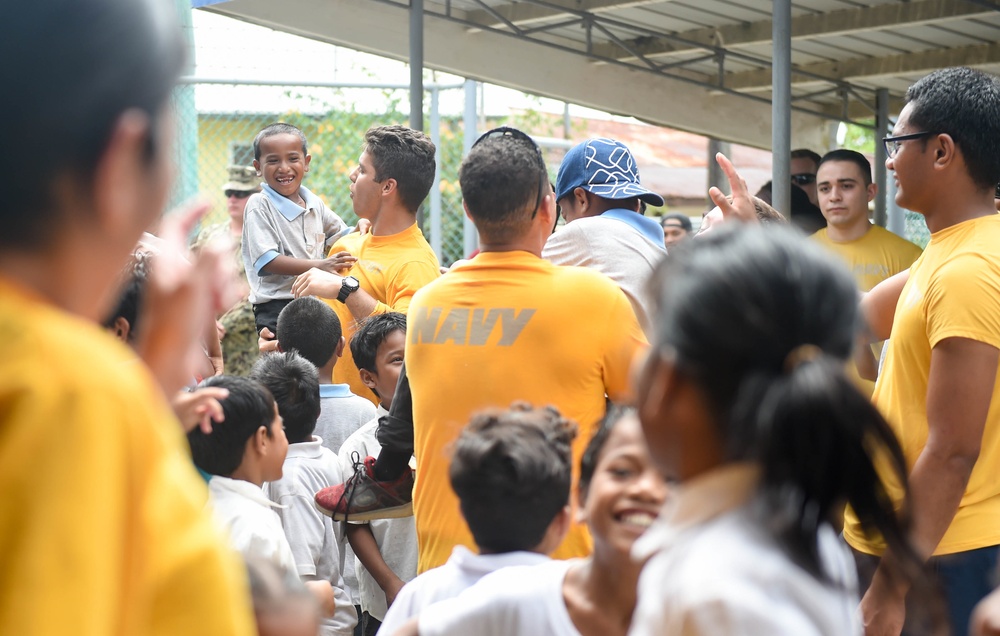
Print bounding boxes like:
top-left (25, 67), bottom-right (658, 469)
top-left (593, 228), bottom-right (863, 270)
top-left (555, 138), bottom-right (664, 206)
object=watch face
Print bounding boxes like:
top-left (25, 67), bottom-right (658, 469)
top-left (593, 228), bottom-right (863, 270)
top-left (345, 276), bottom-right (360, 291)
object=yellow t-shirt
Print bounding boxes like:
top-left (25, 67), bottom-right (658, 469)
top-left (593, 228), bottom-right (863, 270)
top-left (811, 225), bottom-right (922, 293)
top-left (812, 225), bottom-right (923, 395)
top-left (844, 215), bottom-right (1000, 556)
top-left (324, 224), bottom-right (440, 404)
top-left (0, 278), bottom-right (254, 635)
top-left (405, 251), bottom-right (647, 572)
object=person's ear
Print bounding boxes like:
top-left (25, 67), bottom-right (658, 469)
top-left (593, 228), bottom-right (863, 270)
top-left (538, 192), bottom-right (557, 230)
top-left (867, 182), bottom-right (878, 203)
top-left (303, 153), bottom-right (311, 173)
top-left (933, 133), bottom-right (957, 167)
top-left (250, 425), bottom-right (269, 457)
top-left (573, 187), bottom-right (588, 211)
top-left (636, 349), bottom-right (680, 434)
top-left (110, 316), bottom-right (131, 343)
top-left (253, 159), bottom-right (261, 176)
top-left (381, 177), bottom-right (398, 197)
top-left (91, 109), bottom-right (156, 237)
top-left (335, 336), bottom-right (345, 359)
top-left (359, 368), bottom-right (378, 391)
top-left (538, 505), bottom-right (572, 554)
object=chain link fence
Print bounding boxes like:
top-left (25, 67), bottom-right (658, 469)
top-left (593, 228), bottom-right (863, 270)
top-left (175, 79), bottom-right (587, 265)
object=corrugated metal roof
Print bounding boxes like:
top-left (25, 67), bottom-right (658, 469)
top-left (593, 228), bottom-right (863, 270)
top-left (204, 0), bottom-right (1000, 148)
top-left (418, 0), bottom-right (1000, 122)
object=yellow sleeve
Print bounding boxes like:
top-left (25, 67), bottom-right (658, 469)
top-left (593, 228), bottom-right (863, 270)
top-left (0, 374), bottom-right (254, 636)
top-left (925, 254), bottom-right (1000, 350)
top-left (603, 287), bottom-right (649, 402)
top-left (379, 259), bottom-right (442, 315)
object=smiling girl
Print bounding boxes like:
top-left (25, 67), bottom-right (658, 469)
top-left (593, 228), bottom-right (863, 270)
top-left (395, 408), bottom-right (667, 636)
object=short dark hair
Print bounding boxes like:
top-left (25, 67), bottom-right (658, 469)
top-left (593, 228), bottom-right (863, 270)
top-left (819, 149), bottom-right (873, 185)
top-left (905, 67), bottom-right (1000, 191)
top-left (363, 125), bottom-right (437, 213)
top-left (459, 135), bottom-right (549, 244)
top-left (250, 352), bottom-right (321, 445)
top-left (790, 148), bottom-right (822, 168)
top-left (578, 406), bottom-right (631, 502)
top-left (449, 403), bottom-right (577, 553)
top-left (661, 213), bottom-right (692, 232)
top-left (102, 251), bottom-right (151, 340)
top-left (350, 312), bottom-right (407, 374)
top-left (276, 297), bottom-right (342, 369)
top-left (1, 0), bottom-right (185, 249)
top-left (187, 376), bottom-right (276, 477)
top-left (254, 123), bottom-right (308, 162)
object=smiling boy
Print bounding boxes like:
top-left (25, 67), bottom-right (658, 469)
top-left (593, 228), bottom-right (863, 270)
top-left (242, 123), bottom-right (353, 335)
top-left (291, 125), bottom-right (440, 403)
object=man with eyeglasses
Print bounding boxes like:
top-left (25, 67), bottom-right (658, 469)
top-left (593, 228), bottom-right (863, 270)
top-left (790, 148), bottom-right (822, 207)
top-left (193, 165), bottom-right (262, 376)
top-left (841, 67), bottom-right (1000, 636)
top-left (316, 127), bottom-right (645, 574)
top-left (542, 137), bottom-right (665, 332)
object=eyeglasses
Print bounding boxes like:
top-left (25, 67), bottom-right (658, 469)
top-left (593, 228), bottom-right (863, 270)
top-left (883, 131), bottom-right (937, 158)
top-left (225, 190), bottom-right (253, 199)
top-left (472, 126), bottom-right (547, 218)
top-left (791, 173), bottom-right (816, 186)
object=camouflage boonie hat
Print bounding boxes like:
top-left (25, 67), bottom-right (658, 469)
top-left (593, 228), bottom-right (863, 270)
top-left (223, 165), bottom-right (260, 193)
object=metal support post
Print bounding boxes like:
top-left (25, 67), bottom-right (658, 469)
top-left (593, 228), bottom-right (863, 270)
top-left (771, 0), bottom-right (792, 218)
top-left (410, 0), bottom-right (425, 229)
top-left (463, 79), bottom-right (479, 258)
top-left (874, 88), bottom-right (889, 228)
top-left (429, 87), bottom-right (443, 261)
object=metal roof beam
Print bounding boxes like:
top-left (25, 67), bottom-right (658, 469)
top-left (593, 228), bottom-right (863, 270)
top-left (724, 41), bottom-right (1000, 91)
top-left (465, 0), bottom-right (660, 30)
top-left (204, 0), bottom-right (832, 149)
top-left (595, 0), bottom-right (993, 60)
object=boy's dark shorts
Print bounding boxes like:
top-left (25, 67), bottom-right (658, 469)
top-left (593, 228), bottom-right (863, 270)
top-left (252, 299), bottom-right (292, 336)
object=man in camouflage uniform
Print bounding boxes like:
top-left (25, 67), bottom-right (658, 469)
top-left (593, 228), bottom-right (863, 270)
top-left (194, 165), bottom-right (261, 376)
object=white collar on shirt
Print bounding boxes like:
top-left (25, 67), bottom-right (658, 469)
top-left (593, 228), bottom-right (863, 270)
top-left (633, 462), bottom-right (760, 561)
top-left (209, 475), bottom-right (286, 510)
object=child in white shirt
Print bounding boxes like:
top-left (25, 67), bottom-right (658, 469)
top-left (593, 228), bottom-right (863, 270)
top-left (382, 403), bottom-right (603, 635)
top-left (252, 352), bottom-right (358, 636)
top-left (394, 408), bottom-right (668, 636)
top-left (187, 375), bottom-right (293, 572)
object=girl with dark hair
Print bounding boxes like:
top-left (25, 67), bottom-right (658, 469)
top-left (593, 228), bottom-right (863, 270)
top-left (631, 225), bottom-right (928, 634)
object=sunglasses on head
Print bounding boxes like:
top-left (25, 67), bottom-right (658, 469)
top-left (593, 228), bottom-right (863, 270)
top-left (791, 173), bottom-right (816, 186)
top-left (225, 190), bottom-right (253, 199)
top-left (472, 126), bottom-right (547, 218)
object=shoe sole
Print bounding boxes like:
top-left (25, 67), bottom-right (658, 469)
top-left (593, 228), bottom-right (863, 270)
top-left (315, 500), bottom-right (413, 522)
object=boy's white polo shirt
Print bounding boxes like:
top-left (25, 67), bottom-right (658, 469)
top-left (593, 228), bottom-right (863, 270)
top-left (207, 475), bottom-right (297, 575)
top-left (379, 546), bottom-right (550, 634)
top-left (241, 183), bottom-right (349, 304)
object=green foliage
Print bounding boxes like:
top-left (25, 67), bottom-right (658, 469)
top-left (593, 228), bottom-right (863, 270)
top-left (840, 120), bottom-right (876, 155)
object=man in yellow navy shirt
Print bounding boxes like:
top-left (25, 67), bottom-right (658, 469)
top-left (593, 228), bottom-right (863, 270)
top-left (810, 149), bottom-right (922, 394)
top-left (292, 126), bottom-right (440, 405)
top-left (316, 128), bottom-right (645, 573)
top-left (410, 129), bottom-right (644, 571)
top-left (0, 1), bottom-right (254, 634)
top-left (843, 68), bottom-right (1000, 636)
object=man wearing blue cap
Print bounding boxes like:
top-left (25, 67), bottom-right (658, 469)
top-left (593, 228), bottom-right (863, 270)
top-left (543, 138), bottom-right (666, 331)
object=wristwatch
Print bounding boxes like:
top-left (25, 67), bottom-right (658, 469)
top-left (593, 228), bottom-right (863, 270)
top-left (337, 276), bottom-right (360, 303)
